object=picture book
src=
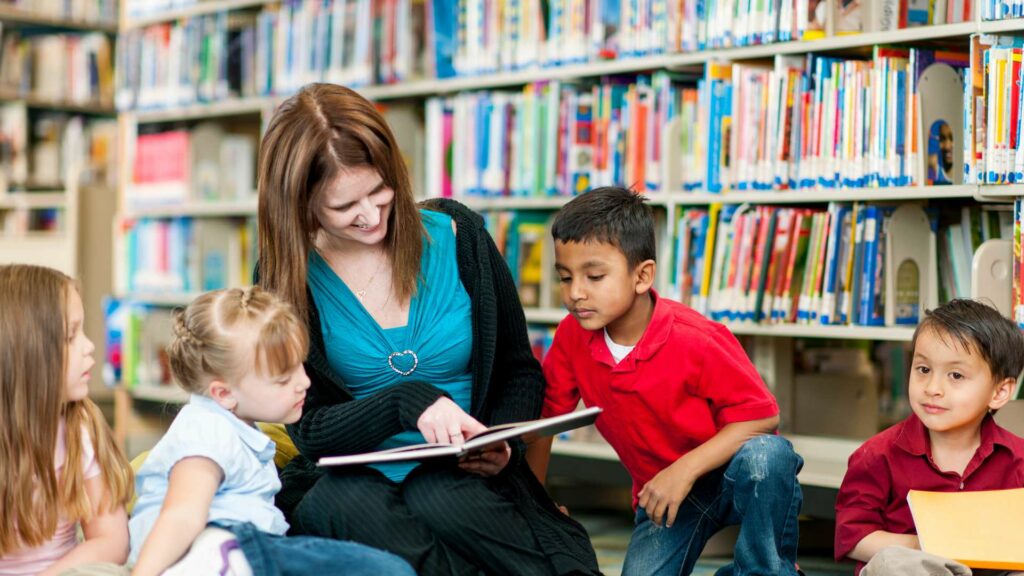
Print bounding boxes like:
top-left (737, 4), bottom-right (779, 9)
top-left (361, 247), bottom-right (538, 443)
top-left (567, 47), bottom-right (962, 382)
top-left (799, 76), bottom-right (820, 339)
top-left (317, 406), bottom-right (603, 467)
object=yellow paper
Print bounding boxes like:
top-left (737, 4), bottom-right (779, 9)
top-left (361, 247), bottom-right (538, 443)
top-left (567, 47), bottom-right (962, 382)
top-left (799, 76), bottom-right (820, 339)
top-left (908, 488), bottom-right (1024, 570)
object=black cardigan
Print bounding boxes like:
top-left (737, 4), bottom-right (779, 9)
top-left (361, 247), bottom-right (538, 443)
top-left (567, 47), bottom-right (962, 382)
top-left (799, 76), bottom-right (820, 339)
top-left (278, 199), bottom-right (601, 575)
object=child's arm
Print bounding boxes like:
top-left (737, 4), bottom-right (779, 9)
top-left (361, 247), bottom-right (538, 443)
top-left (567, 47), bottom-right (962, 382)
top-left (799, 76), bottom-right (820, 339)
top-left (529, 321), bottom-right (582, 485)
top-left (131, 457), bottom-right (223, 576)
top-left (638, 415), bottom-right (779, 528)
top-left (835, 441), bottom-right (909, 564)
top-left (525, 436), bottom-right (555, 485)
top-left (847, 532), bottom-right (920, 562)
top-left (39, 474), bottom-right (130, 576)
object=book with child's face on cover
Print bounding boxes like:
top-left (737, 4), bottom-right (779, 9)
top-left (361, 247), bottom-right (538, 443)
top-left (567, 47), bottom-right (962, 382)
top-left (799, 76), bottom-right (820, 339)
top-left (317, 407), bottom-right (602, 467)
top-left (908, 488), bottom-right (1024, 570)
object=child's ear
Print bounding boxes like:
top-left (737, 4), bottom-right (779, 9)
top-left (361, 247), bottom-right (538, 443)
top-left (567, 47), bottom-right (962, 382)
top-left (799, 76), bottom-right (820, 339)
top-left (634, 259), bottom-right (657, 294)
top-left (989, 377), bottom-right (1017, 412)
top-left (208, 380), bottom-right (237, 412)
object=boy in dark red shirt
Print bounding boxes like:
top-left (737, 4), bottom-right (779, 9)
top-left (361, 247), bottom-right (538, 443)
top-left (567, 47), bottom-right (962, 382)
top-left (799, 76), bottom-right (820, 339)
top-left (529, 187), bottom-right (803, 576)
top-left (835, 298), bottom-right (1024, 575)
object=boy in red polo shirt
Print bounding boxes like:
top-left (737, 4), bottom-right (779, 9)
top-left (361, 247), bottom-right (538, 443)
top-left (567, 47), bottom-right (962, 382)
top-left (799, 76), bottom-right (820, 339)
top-left (529, 187), bottom-right (804, 576)
top-left (835, 298), bottom-right (1024, 575)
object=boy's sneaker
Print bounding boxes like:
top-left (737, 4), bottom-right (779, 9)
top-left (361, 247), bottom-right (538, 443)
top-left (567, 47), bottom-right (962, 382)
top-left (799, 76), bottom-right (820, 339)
top-left (162, 526), bottom-right (253, 576)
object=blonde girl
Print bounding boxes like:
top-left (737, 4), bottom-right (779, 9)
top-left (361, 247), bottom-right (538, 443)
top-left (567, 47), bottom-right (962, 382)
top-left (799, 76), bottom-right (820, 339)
top-left (129, 287), bottom-right (412, 576)
top-left (0, 264), bottom-right (133, 576)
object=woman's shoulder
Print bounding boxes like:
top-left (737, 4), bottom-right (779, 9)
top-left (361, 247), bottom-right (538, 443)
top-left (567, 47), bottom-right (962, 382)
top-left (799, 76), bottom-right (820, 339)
top-left (419, 207), bottom-right (454, 233)
top-left (419, 198), bottom-right (485, 235)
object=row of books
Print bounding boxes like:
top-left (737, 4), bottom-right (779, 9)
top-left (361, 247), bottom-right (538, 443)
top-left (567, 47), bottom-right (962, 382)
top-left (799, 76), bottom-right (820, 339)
top-left (424, 45), bottom-right (968, 201)
top-left (965, 34), bottom-right (1024, 184)
top-left (484, 210), bottom-right (563, 309)
top-left (0, 0), bottom-right (117, 22)
top-left (0, 102), bottom-right (118, 189)
top-left (668, 201), bottom-right (1009, 327)
top-left (116, 0), bottom-right (426, 110)
top-left (130, 123), bottom-right (257, 211)
top-left (528, 324), bottom-right (557, 362)
top-left (697, 48), bottom-right (968, 192)
top-left (436, 0), bottom-right (979, 77)
top-left (112, 0), bottom-right (1017, 111)
top-left (1013, 199), bottom-right (1024, 327)
top-left (0, 206), bottom-right (63, 235)
top-left (102, 300), bottom-right (173, 389)
top-left (0, 28), bottom-right (115, 106)
top-left (424, 74), bottom-right (720, 199)
top-left (983, 0), bottom-right (1024, 19)
top-left (114, 216), bottom-right (257, 295)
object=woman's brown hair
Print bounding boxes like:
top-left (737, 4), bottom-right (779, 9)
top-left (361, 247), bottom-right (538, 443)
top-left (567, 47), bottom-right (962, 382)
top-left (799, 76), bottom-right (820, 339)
top-left (257, 83), bottom-right (424, 319)
top-left (0, 265), bottom-right (133, 556)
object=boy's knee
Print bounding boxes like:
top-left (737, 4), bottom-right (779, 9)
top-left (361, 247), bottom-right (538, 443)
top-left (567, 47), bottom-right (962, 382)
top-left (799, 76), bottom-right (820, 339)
top-left (731, 435), bottom-right (802, 483)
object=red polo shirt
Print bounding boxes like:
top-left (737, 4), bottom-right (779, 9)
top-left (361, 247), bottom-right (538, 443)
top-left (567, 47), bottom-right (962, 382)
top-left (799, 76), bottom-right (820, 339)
top-left (835, 413), bottom-right (1024, 572)
top-left (542, 292), bottom-right (778, 506)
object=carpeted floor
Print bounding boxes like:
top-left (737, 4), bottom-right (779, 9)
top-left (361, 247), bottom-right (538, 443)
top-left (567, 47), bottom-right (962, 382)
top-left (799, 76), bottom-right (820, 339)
top-left (575, 510), bottom-right (856, 576)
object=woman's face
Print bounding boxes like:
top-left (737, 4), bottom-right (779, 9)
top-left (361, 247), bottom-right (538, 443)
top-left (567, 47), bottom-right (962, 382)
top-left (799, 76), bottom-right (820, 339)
top-left (314, 165), bottom-right (395, 249)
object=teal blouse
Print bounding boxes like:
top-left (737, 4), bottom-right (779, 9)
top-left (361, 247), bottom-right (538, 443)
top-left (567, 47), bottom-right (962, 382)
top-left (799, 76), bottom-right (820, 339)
top-left (307, 210), bottom-right (474, 482)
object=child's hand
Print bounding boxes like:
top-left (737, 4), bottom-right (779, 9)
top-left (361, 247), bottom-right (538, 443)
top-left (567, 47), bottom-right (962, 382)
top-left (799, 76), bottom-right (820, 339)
top-left (458, 442), bottom-right (511, 476)
top-left (418, 397), bottom-right (487, 445)
top-left (638, 461), bottom-right (697, 528)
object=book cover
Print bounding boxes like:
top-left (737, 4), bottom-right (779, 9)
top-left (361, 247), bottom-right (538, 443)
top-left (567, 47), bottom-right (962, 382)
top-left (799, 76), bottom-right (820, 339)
top-left (908, 488), bottom-right (1024, 570)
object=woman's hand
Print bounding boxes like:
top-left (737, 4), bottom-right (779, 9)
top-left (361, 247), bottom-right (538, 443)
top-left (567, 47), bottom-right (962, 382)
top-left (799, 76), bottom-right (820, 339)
top-left (458, 442), bottom-right (511, 477)
top-left (417, 397), bottom-right (486, 445)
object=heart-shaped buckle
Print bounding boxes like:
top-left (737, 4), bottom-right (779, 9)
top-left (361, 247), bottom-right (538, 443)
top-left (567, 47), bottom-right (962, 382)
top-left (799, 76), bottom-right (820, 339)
top-left (387, 350), bottom-right (419, 376)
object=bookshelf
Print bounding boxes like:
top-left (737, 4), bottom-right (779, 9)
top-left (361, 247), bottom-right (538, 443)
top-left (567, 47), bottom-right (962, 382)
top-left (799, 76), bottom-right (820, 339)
top-left (0, 3), bottom-right (120, 413)
top-left (0, 4), bottom-right (118, 32)
top-left (107, 2), bottom-right (1024, 503)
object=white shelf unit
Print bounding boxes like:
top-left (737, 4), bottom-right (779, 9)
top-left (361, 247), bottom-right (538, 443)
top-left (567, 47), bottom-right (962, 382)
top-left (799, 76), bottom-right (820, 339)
top-left (128, 383), bottom-right (190, 404)
top-left (553, 434), bottom-right (857, 489)
top-left (111, 10), bottom-right (1024, 487)
top-left (0, 183), bottom-right (79, 277)
top-left (123, 198), bottom-right (258, 219)
top-left (0, 4), bottom-right (118, 32)
top-left (123, 0), bottom-right (274, 28)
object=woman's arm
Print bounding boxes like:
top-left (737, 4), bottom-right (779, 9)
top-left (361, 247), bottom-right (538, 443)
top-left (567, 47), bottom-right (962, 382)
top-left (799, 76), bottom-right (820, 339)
top-left (131, 457), bottom-right (222, 576)
top-left (287, 362), bottom-right (450, 459)
top-left (40, 474), bottom-right (130, 576)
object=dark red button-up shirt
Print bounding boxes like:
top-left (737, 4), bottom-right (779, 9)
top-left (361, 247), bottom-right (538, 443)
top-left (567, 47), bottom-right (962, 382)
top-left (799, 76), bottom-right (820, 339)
top-left (835, 413), bottom-right (1024, 572)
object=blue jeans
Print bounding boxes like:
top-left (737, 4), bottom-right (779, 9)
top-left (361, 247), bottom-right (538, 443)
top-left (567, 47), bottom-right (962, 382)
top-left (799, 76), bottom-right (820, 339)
top-left (622, 435), bottom-right (803, 576)
top-left (227, 522), bottom-right (415, 576)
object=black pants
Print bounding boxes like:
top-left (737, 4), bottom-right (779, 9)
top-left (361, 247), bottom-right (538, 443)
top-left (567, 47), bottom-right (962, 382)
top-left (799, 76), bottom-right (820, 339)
top-left (290, 462), bottom-right (556, 576)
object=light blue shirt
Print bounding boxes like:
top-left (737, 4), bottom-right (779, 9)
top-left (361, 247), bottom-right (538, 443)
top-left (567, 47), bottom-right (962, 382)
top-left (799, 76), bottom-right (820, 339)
top-left (128, 394), bottom-right (287, 563)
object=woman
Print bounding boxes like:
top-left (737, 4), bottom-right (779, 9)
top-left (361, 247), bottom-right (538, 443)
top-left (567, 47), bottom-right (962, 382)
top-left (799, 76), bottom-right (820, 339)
top-left (257, 83), bottom-right (600, 576)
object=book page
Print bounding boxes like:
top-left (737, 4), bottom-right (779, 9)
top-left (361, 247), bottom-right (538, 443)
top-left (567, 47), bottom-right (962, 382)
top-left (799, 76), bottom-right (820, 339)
top-left (317, 406), bottom-right (603, 467)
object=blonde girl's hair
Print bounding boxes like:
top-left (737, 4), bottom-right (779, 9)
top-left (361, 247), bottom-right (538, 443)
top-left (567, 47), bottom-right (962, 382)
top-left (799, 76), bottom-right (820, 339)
top-left (257, 83), bottom-right (425, 321)
top-left (167, 286), bottom-right (309, 394)
top-left (0, 265), bottom-right (133, 556)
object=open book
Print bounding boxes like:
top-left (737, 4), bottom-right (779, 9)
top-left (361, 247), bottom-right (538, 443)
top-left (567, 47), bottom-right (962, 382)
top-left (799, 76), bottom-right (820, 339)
top-left (317, 406), bottom-right (602, 467)
top-left (908, 488), bottom-right (1024, 570)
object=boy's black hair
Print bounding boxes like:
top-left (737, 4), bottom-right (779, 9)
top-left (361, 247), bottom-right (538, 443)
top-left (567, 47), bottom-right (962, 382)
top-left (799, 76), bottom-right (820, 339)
top-left (912, 298), bottom-right (1024, 382)
top-left (550, 187), bottom-right (656, 268)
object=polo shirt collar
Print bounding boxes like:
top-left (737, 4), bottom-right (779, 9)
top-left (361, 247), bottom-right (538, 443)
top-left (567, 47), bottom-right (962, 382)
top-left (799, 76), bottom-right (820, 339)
top-left (895, 412), bottom-right (1011, 461)
top-left (189, 393), bottom-right (276, 459)
top-left (587, 290), bottom-right (671, 369)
